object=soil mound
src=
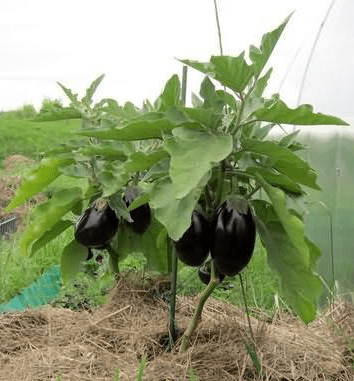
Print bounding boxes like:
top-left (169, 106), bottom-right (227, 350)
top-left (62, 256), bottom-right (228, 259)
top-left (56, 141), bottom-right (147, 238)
top-left (4, 155), bottom-right (35, 172)
top-left (0, 155), bottom-right (44, 226)
top-left (0, 275), bottom-right (353, 381)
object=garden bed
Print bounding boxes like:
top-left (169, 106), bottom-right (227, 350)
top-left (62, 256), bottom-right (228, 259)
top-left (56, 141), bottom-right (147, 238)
top-left (1, 274), bottom-right (353, 381)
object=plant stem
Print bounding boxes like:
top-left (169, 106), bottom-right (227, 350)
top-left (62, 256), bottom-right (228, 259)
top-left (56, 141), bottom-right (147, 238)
top-left (329, 211), bottom-right (335, 308)
top-left (213, 0), bottom-right (223, 56)
top-left (167, 243), bottom-right (179, 351)
top-left (181, 66), bottom-right (188, 106)
top-left (239, 273), bottom-right (255, 343)
top-left (245, 185), bottom-right (261, 200)
top-left (179, 261), bottom-right (219, 353)
top-left (106, 244), bottom-right (119, 274)
top-left (165, 63), bottom-right (188, 351)
top-left (230, 95), bottom-right (247, 136)
top-left (215, 160), bottom-right (226, 207)
top-left (239, 273), bottom-right (263, 374)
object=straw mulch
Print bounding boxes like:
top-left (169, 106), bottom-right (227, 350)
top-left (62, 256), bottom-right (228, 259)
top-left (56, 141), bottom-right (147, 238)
top-left (0, 274), bottom-right (353, 381)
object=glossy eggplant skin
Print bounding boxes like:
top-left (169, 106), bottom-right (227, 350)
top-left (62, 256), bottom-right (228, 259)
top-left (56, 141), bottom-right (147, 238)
top-left (210, 201), bottom-right (256, 276)
top-left (198, 260), bottom-right (225, 285)
top-left (124, 187), bottom-right (151, 235)
top-left (174, 211), bottom-right (210, 267)
top-left (75, 204), bottom-right (119, 249)
top-left (127, 203), bottom-right (151, 234)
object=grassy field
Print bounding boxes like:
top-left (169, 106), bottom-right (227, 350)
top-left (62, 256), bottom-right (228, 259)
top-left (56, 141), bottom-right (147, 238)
top-left (0, 117), bottom-right (81, 162)
top-left (0, 109), bottom-right (280, 316)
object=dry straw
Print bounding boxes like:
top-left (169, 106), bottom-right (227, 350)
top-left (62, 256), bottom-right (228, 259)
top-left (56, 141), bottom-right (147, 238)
top-left (0, 274), bottom-right (353, 381)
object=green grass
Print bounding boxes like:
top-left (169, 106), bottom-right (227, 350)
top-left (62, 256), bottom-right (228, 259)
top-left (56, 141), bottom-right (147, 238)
top-left (0, 118), bottom-right (81, 162)
top-left (0, 227), bottom-right (280, 315)
top-left (0, 228), bottom-right (72, 304)
top-left (51, 271), bottom-right (115, 311)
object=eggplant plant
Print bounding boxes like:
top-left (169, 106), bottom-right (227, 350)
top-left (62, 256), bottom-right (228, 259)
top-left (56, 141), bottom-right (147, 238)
top-left (6, 14), bottom-right (348, 353)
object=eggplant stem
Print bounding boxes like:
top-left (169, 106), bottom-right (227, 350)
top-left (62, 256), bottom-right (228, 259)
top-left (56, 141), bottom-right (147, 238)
top-left (179, 261), bottom-right (219, 353)
top-left (239, 272), bottom-right (255, 343)
top-left (167, 243), bottom-right (179, 351)
top-left (106, 244), bottom-right (119, 274)
top-left (215, 161), bottom-right (226, 207)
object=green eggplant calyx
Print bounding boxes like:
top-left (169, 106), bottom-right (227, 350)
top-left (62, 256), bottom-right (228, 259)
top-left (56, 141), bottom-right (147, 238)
top-left (198, 259), bottom-right (225, 285)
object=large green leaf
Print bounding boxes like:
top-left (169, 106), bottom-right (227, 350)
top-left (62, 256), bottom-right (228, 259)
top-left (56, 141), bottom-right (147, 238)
top-left (166, 106), bottom-right (223, 132)
top-left (278, 130), bottom-right (300, 148)
top-left (149, 175), bottom-right (209, 241)
top-left (210, 54), bottom-right (254, 93)
top-left (252, 100), bottom-right (348, 125)
top-left (177, 60), bottom-right (214, 78)
top-left (181, 53), bottom-right (254, 93)
top-left (57, 82), bottom-right (81, 108)
top-left (108, 192), bottom-right (132, 222)
top-left (251, 200), bottom-right (322, 323)
top-left (61, 239), bottom-right (88, 284)
top-left (78, 145), bottom-right (128, 161)
top-left (252, 123), bottom-right (275, 140)
top-left (6, 157), bottom-right (74, 210)
top-left (19, 187), bottom-right (83, 255)
top-left (60, 163), bottom-right (90, 178)
top-left (30, 219), bottom-right (73, 256)
top-left (113, 214), bottom-right (169, 273)
top-left (100, 161), bottom-right (130, 197)
top-left (245, 166), bottom-right (303, 195)
top-left (242, 138), bottom-right (320, 190)
top-left (124, 149), bottom-right (169, 173)
top-left (199, 76), bottom-right (230, 112)
top-left (249, 14), bottom-right (292, 78)
top-left (256, 176), bottom-right (310, 263)
top-left (102, 99), bottom-right (140, 120)
top-left (242, 68), bottom-right (272, 119)
top-left (78, 114), bottom-right (175, 140)
top-left (165, 128), bottom-right (233, 198)
top-left (126, 193), bottom-right (150, 212)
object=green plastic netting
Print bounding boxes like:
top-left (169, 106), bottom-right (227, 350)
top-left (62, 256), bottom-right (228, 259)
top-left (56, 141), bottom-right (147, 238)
top-left (0, 265), bottom-right (61, 314)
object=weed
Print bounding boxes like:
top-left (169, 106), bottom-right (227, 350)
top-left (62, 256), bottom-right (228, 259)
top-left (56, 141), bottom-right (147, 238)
top-left (136, 356), bottom-right (146, 381)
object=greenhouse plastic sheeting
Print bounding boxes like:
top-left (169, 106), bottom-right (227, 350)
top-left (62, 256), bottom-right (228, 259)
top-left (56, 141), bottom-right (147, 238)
top-left (0, 265), bottom-right (61, 315)
top-left (298, 126), bottom-right (354, 304)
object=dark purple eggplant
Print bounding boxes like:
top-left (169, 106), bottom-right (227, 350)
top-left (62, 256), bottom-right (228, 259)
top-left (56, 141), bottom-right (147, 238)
top-left (127, 203), bottom-right (151, 234)
top-left (198, 259), bottom-right (225, 285)
top-left (75, 201), bottom-right (119, 249)
top-left (174, 210), bottom-right (210, 267)
top-left (210, 200), bottom-right (256, 276)
top-left (125, 187), bottom-right (151, 234)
